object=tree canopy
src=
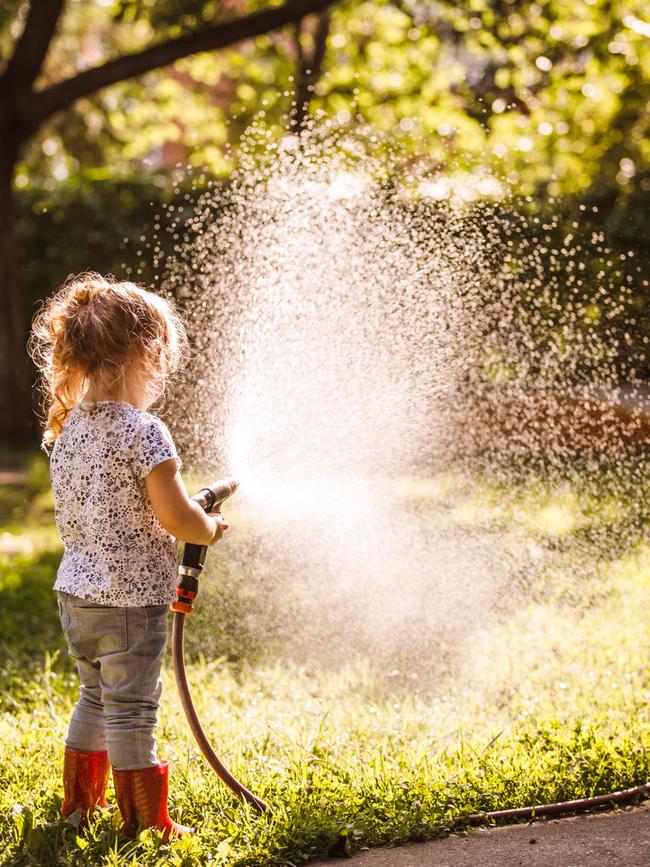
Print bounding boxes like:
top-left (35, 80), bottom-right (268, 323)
top-left (4, 0), bottom-right (648, 241)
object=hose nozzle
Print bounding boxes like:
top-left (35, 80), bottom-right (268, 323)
top-left (171, 479), bottom-right (238, 616)
top-left (193, 479), bottom-right (238, 513)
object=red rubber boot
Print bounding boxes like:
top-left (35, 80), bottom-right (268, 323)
top-left (61, 747), bottom-right (110, 825)
top-left (112, 761), bottom-right (195, 840)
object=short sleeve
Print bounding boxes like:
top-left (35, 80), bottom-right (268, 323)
top-left (132, 417), bottom-right (181, 480)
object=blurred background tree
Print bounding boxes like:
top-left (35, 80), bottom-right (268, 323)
top-left (0, 0), bottom-right (331, 441)
top-left (1, 0), bottom-right (648, 443)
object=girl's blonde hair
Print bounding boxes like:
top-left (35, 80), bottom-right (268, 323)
top-left (29, 273), bottom-right (188, 447)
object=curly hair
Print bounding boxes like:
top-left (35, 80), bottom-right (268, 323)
top-left (29, 273), bottom-right (188, 447)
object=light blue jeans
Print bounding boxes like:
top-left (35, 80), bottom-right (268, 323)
top-left (57, 591), bottom-right (168, 770)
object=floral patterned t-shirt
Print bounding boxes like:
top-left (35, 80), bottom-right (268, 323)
top-left (50, 401), bottom-right (181, 606)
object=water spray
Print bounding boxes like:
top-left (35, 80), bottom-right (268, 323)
top-left (168, 481), bottom-right (649, 828)
top-left (170, 479), bottom-right (268, 813)
top-left (159, 133), bottom-right (650, 833)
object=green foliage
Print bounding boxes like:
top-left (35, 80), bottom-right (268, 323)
top-left (15, 171), bottom-right (207, 322)
top-left (311, 0), bottom-right (649, 235)
top-left (113, 0), bottom-right (228, 30)
top-left (8, 0), bottom-right (648, 239)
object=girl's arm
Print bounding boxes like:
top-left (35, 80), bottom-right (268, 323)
top-left (145, 459), bottom-right (228, 545)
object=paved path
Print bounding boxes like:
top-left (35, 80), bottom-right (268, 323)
top-left (344, 802), bottom-right (650, 866)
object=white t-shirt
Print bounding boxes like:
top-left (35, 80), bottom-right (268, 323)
top-left (50, 401), bottom-right (181, 606)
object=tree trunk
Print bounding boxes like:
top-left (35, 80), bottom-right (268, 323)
top-left (290, 12), bottom-right (330, 134)
top-left (0, 121), bottom-right (35, 444)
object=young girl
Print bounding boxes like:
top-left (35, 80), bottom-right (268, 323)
top-left (29, 273), bottom-right (228, 839)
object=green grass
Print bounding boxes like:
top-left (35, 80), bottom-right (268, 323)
top-left (0, 453), bottom-right (648, 866)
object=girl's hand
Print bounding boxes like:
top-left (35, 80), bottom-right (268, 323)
top-left (208, 514), bottom-right (229, 545)
top-left (146, 459), bottom-right (229, 546)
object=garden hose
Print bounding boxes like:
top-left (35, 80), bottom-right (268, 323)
top-left (467, 782), bottom-right (650, 825)
top-left (170, 479), bottom-right (268, 813)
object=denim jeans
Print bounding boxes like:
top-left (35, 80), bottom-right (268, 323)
top-left (57, 591), bottom-right (168, 770)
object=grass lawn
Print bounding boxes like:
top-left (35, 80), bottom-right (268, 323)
top-left (0, 448), bottom-right (648, 866)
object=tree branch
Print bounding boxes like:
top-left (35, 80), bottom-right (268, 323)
top-left (290, 10), bottom-right (330, 133)
top-left (23, 0), bottom-right (334, 127)
top-left (0, 0), bottom-right (65, 95)
top-left (293, 19), bottom-right (306, 72)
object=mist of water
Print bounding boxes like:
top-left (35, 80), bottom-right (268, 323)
top-left (159, 124), bottom-right (649, 682)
